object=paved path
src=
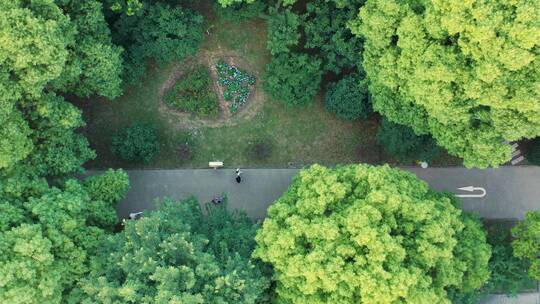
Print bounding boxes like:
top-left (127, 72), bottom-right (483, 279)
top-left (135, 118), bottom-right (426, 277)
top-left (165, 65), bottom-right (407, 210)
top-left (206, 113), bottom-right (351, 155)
top-left (113, 166), bottom-right (540, 221)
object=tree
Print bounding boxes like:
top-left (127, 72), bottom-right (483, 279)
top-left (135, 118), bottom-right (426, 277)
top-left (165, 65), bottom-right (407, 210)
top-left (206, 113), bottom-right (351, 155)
top-left (325, 74), bottom-right (370, 120)
top-left (526, 137), bottom-right (540, 165)
top-left (113, 2), bottom-right (204, 84)
top-left (83, 169), bottom-right (130, 204)
top-left (512, 210), bottom-right (540, 280)
top-left (264, 53), bottom-right (322, 107)
top-left (303, 0), bottom-right (364, 74)
top-left (351, 0), bottom-right (540, 168)
top-left (254, 164), bottom-right (491, 304)
top-left (377, 119), bottom-right (442, 163)
top-left (111, 123), bottom-right (161, 163)
top-left (0, 172), bottom-right (130, 304)
top-left (266, 9), bottom-right (301, 55)
top-left (80, 198), bottom-right (272, 303)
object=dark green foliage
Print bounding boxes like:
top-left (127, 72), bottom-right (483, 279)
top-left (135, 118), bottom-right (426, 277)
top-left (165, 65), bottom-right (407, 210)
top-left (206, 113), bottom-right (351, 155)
top-left (484, 223), bottom-right (535, 295)
top-left (81, 198), bottom-right (272, 303)
top-left (165, 65), bottom-right (219, 117)
top-left (266, 9), bottom-right (300, 55)
top-left (325, 74), bottom-right (370, 120)
top-left (216, 61), bottom-right (256, 113)
top-left (111, 123), bottom-right (160, 163)
top-left (264, 53), bottom-right (322, 107)
top-left (303, 0), bottom-right (364, 73)
top-left (526, 137), bottom-right (540, 165)
top-left (215, 1), bottom-right (267, 23)
top-left (246, 137), bottom-right (274, 161)
top-left (377, 119), bottom-right (442, 163)
top-left (113, 2), bottom-right (204, 85)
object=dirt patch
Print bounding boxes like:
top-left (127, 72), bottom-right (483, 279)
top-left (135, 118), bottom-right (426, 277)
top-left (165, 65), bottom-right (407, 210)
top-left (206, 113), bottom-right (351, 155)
top-left (158, 49), bottom-right (266, 129)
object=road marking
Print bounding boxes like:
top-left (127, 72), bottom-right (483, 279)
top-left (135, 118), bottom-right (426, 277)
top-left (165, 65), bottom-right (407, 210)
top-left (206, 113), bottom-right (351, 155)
top-left (456, 186), bottom-right (486, 198)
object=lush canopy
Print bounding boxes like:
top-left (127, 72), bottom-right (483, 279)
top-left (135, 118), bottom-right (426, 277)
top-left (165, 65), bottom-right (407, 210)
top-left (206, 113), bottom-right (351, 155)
top-left (255, 164), bottom-right (491, 303)
top-left (353, 0), bottom-right (540, 168)
top-left (81, 198), bottom-right (272, 303)
top-left (512, 210), bottom-right (540, 280)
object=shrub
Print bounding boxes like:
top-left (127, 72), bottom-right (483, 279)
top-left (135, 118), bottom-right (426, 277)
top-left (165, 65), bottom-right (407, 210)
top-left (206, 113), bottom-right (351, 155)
top-left (325, 74), bottom-right (370, 120)
top-left (83, 169), bottom-right (130, 204)
top-left (164, 65), bottom-right (219, 117)
top-left (526, 137), bottom-right (540, 165)
top-left (377, 118), bottom-right (442, 163)
top-left (216, 61), bottom-right (256, 113)
top-left (215, 1), bottom-right (266, 23)
top-left (264, 53), bottom-right (322, 107)
top-left (266, 9), bottom-right (300, 55)
top-left (245, 137), bottom-right (274, 161)
top-left (111, 123), bottom-right (160, 163)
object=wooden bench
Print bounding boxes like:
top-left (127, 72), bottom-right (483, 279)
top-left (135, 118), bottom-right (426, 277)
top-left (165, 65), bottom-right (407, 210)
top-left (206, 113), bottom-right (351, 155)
top-left (209, 161), bottom-right (224, 169)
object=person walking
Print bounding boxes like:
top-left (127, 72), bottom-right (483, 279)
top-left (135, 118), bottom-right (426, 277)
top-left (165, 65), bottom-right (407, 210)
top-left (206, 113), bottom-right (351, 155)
top-left (235, 168), bottom-right (242, 183)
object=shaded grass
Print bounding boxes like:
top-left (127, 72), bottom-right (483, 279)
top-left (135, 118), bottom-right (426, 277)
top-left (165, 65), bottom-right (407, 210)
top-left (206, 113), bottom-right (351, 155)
top-left (76, 2), bottom-right (460, 169)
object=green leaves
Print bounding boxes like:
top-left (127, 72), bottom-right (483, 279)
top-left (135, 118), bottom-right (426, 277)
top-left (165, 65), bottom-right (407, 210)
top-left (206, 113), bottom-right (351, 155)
top-left (264, 53), bottom-right (322, 107)
top-left (266, 9), bottom-right (300, 55)
top-left (111, 123), bottom-right (160, 163)
top-left (512, 210), bottom-right (540, 280)
top-left (354, 0), bottom-right (540, 168)
top-left (325, 73), bottom-right (370, 120)
top-left (81, 198), bottom-right (272, 304)
top-left (255, 164), bottom-right (491, 303)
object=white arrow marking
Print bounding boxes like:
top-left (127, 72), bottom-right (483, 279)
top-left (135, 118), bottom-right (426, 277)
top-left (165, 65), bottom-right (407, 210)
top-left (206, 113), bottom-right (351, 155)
top-left (455, 186), bottom-right (486, 198)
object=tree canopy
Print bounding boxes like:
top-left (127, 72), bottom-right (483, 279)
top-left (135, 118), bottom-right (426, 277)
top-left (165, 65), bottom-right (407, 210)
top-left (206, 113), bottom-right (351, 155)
top-left (512, 210), bottom-right (540, 280)
top-left (266, 9), bottom-right (301, 55)
top-left (255, 164), bottom-right (491, 303)
top-left (352, 0), bottom-right (540, 168)
top-left (264, 53), bottom-right (322, 107)
top-left (0, 170), bottom-right (130, 304)
top-left (325, 73), bottom-right (370, 121)
top-left (80, 198), bottom-right (272, 303)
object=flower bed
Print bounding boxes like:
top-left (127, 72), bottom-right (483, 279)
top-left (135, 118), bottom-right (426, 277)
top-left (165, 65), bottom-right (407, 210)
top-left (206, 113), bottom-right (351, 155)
top-left (164, 65), bottom-right (219, 117)
top-left (216, 61), bottom-right (256, 113)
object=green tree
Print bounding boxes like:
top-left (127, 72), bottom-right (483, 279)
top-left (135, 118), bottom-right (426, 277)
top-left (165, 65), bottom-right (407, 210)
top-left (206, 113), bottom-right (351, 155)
top-left (81, 198), bottom-right (272, 303)
top-left (266, 9), bottom-right (300, 55)
top-left (352, 0), bottom-right (540, 168)
top-left (264, 53), bottom-right (322, 107)
top-left (0, 172), bottom-right (130, 304)
top-left (377, 119), bottom-right (442, 163)
top-left (114, 2), bottom-right (204, 84)
top-left (512, 210), bottom-right (540, 280)
top-left (303, 0), bottom-right (364, 73)
top-left (111, 123), bottom-right (161, 163)
top-left (83, 169), bottom-right (130, 204)
top-left (325, 74), bottom-right (370, 120)
top-left (526, 137), bottom-right (540, 165)
top-left (255, 164), bottom-right (491, 304)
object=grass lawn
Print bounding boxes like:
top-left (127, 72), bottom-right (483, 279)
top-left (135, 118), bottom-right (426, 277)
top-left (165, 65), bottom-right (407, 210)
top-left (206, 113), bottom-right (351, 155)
top-left (76, 2), bottom-right (460, 169)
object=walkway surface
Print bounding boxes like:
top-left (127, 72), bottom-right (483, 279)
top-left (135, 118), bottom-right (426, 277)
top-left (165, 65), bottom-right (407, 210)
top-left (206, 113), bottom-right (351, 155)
top-left (111, 166), bottom-right (540, 221)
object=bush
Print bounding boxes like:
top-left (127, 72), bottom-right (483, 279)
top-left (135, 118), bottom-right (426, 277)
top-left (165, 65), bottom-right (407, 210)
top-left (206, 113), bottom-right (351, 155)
top-left (215, 1), bottom-right (266, 23)
top-left (325, 74), bottom-right (370, 120)
top-left (526, 137), bottom-right (540, 165)
top-left (83, 169), bottom-right (130, 204)
top-left (164, 65), bottom-right (219, 117)
top-left (264, 53), bottom-right (322, 107)
top-left (266, 9), bottom-right (300, 55)
top-left (111, 123), bottom-right (160, 163)
top-left (216, 61), bottom-right (256, 113)
top-left (377, 118), bottom-right (442, 163)
top-left (245, 137), bottom-right (274, 161)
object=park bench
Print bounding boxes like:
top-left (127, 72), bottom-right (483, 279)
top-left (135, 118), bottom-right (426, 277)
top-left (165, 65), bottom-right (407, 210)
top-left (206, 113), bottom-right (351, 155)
top-left (209, 161), bottom-right (224, 169)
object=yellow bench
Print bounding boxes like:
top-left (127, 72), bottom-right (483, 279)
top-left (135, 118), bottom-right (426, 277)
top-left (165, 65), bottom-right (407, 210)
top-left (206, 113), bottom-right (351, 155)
top-left (209, 161), bottom-right (224, 169)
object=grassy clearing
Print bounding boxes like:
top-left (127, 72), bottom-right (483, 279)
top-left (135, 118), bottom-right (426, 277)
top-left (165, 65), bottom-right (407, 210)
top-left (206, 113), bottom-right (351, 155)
top-left (76, 2), bottom-right (459, 169)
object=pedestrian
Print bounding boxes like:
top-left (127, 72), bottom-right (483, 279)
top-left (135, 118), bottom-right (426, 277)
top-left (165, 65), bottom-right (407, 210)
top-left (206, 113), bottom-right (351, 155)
top-left (235, 168), bottom-right (242, 183)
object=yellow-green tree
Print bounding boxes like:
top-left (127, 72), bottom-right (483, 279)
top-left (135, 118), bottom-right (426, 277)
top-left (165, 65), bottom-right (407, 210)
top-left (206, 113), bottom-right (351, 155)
top-left (255, 164), bottom-right (491, 303)
top-left (351, 0), bottom-right (540, 168)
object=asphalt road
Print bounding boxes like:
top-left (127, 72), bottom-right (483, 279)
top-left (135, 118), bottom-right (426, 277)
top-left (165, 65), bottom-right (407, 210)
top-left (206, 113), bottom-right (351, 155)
top-left (112, 166), bottom-right (540, 221)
